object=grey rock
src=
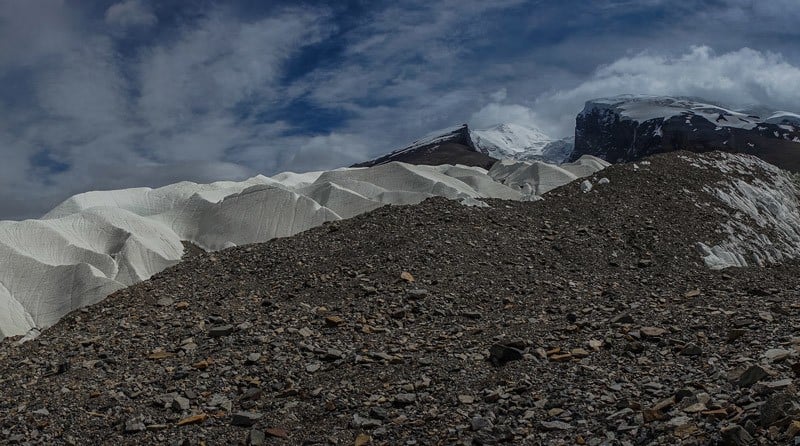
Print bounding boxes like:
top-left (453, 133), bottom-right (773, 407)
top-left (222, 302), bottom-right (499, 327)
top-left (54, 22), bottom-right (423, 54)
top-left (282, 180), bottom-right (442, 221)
top-left (171, 396), bottom-right (190, 412)
top-left (488, 343), bottom-right (524, 366)
top-left (737, 365), bottom-right (768, 387)
top-left (209, 394), bottom-right (233, 411)
top-left (763, 348), bottom-right (792, 362)
top-left (610, 312), bottom-right (634, 325)
top-left (720, 424), bottom-right (754, 445)
top-left (352, 414), bottom-right (382, 428)
top-left (406, 289), bottom-right (429, 299)
top-left (540, 420), bottom-right (573, 431)
top-left (760, 392), bottom-right (799, 428)
top-left (247, 429), bottom-right (266, 446)
top-left (124, 418), bottom-right (146, 433)
top-left (209, 325), bottom-right (234, 337)
top-left (394, 393), bottom-right (417, 406)
top-left (680, 343), bottom-right (703, 356)
top-left (231, 411), bottom-right (263, 427)
top-left (471, 416), bottom-right (492, 431)
top-left (369, 407), bottom-right (389, 420)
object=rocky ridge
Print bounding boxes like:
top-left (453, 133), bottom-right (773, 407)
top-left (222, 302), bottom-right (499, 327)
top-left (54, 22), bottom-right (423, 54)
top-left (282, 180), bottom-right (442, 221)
top-left (571, 95), bottom-right (800, 172)
top-left (353, 124), bottom-right (572, 169)
top-left (1, 152), bottom-right (800, 445)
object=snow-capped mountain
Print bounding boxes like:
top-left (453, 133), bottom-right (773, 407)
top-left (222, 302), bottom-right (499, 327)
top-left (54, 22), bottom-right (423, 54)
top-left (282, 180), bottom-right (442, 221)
top-left (354, 123), bottom-right (572, 168)
top-left (471, 123), bottom-right (550, 157)
top-left (0, 156), bottom-right (607, 340)
top-left (570, 94), bottom-right (800, 171)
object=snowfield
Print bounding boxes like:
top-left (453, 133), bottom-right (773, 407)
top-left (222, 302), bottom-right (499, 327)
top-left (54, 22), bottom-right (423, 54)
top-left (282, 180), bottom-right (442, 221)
top-left (0, 158), bottom-right (608, 340)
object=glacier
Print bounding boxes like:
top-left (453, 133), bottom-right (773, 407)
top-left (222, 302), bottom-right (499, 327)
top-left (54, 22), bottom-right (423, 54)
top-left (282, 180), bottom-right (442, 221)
top-left (0, 158), bottom-right (608, 340)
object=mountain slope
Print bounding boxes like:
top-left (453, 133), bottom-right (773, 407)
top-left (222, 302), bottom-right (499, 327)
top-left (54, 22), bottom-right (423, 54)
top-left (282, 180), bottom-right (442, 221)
top-left (353, 123), bottom-right (573, 168)
top-left (351, 125), bottom-right (496, 169)
top-left (0, 158), bottom-right (607, 340)
top-left (2, 151), bottom-right (800, 445)
top-left (570, 95), bottom-right (800, 171)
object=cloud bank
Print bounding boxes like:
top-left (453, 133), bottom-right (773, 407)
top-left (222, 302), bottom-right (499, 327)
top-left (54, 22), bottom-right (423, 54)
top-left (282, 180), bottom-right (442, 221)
top-left (1, 1), bottom-right (799, 219)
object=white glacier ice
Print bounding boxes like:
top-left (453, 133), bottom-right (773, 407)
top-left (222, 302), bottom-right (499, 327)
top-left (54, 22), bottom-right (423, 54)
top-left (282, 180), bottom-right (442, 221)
top-left (0, 158), bottom-right (607, 339)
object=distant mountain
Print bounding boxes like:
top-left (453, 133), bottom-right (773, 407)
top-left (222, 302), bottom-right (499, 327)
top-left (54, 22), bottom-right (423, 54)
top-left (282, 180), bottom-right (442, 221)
top-left (353, 123), bottom-right (572, 168)
top-left (351, 125), bottom-right (496, 169)
top-left (569, 94), bottom-right (800, 171)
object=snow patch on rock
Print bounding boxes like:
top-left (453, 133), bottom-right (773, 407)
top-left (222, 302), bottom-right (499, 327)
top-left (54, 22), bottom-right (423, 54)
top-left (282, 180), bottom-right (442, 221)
top-left (687, 153), bottom-right (800, 269)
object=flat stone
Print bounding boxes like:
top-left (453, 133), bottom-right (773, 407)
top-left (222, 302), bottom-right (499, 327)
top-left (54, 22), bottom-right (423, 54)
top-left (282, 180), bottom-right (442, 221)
top-left (369, 407), bottom-right (388, 420)
top-left (683, 402), bottom-right (707, 413)
top-left (786, 420), bottom-right (800, 438)
top-left (156, 297), bottom-right (174, 307)
top-left (352, 414), bottom-right (382, 428)
top-left (764, 348), bottom-right (792, 362)
top-left (208, 325), bottom-right (234, 337)
top-left (738, 365), bottom-right (769, 387)
top-left (766, 378), bottom-right (793, 389)
top-left (247, 429), bottom-right (266, 446)
top-left (720, 424), bottom-right (753, 446)
top-left (640, 326), bottom-right (668, 338)
top-left (550, 352), bottom-right (573, 362)
top-left (232, 411), bottom-right (263, 427)
top-left (488, 343), bottom-right (524, 366)
top-left (324, 315), bottom-right (344, 327)
top-left (760, 392), bottom-right (799, 428)
top-left (610, 313), bottom-right (634, 324)
top-left (406, 289), bottom-right (429, 299)
top-left (124, 418), bottom-right (146, 433)
top-left (171, 396), bottom-right (191, 411)
top-left (209, 394), bottom-right (232, 411)
top-left (540, 420), bottom-right (572, 431)
top-left (393, 393), bottom-right (417, 406)
top-left (471, 416), bottom-right (492, 431)
top-left (458, 395), bottom-right (475, 404)
top-left (680, 343), bottom-right (703, 356)
top-left (727, 329), bottom-right (747, 343)
top-left (570, 348), bottom-right (590, 358)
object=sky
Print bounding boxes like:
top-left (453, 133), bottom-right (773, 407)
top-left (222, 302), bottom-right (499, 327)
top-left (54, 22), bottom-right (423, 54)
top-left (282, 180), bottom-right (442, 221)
top-left (1, 0), bottom-right (800, 219)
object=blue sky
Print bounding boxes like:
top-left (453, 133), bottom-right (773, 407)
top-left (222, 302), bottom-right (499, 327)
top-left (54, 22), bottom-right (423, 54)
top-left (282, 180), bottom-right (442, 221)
top-left (1, 0), bottom-right (800, 219)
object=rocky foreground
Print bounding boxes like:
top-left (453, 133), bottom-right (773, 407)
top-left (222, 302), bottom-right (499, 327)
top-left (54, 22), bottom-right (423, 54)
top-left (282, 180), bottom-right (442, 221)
top-left (2, 152), bottom-right (800, 445)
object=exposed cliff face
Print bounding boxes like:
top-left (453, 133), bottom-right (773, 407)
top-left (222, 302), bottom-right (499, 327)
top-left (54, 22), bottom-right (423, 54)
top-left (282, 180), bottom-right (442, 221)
top-left (571, 95), bottom-right (800, 171)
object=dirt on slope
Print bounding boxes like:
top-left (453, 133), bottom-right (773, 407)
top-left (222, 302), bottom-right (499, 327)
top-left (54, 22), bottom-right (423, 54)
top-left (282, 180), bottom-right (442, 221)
top-left (2, 151), bottom-right (800, 446)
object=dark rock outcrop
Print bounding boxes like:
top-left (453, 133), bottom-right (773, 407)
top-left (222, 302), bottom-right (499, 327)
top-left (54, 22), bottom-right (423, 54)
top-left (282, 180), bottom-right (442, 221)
top-left (570, 95), bottom-right (800, 171)
top-left (352, 124), bottom-right (497, 169)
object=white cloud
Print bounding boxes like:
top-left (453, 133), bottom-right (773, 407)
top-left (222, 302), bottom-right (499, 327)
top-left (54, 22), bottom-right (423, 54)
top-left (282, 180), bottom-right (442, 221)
top-left (3, 1), bottom-right (800, 220)
top-left (0, 5), bottom-right (335, 220)
top-left (530, 46), bottom-right (800, 136)
top-left (104, 0), bottom-right (157, 28)
top-left (469, 103), bottom-right (540, 130)
top-left (489, 88), bottom-right (507, 102)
